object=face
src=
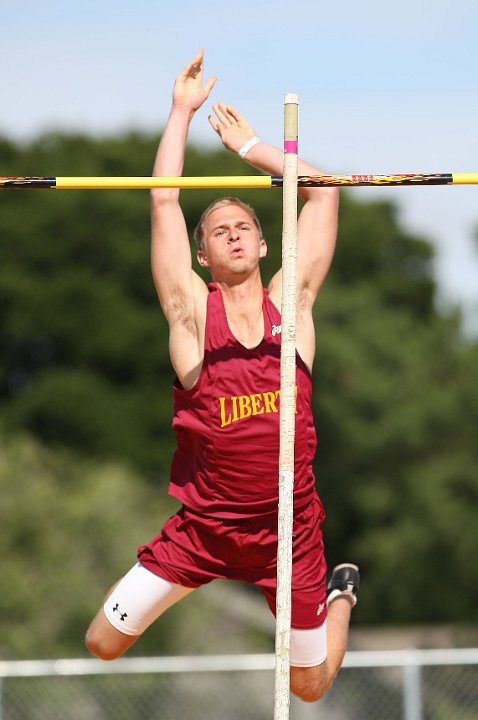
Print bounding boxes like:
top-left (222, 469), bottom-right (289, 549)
top-left (197, 204), bottom-right (267, 278)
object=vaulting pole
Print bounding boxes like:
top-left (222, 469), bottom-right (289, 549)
top-left (274, 92), bottom-right (299, 720)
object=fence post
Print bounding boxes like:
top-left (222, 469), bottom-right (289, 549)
top-left (403, 653), bottom-right (423, 720)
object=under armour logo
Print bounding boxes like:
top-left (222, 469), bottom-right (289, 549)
top-left (112, 602), bottom-right (128, 622)
top-left (317, 603), bottom-right (325, 616)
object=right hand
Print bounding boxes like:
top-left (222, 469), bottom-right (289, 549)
top-left (172, 49), bottom-right (217, 113)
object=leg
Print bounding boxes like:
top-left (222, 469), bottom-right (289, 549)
top-left (290, 597), bottom-right (352, 702)
top-left (85, 563), bottom-right (195, 660)
top-left (85, 579), bottom-right (139, 660)
top-left (290, 564), bottom-right (359, 702)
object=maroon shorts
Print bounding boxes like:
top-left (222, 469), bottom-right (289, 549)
top-left (137, 494), bottom-right (327, 630)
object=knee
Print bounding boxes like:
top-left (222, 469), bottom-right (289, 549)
top-left (85, 625), bottom-right (125, 661)
top-left (291, 680), bottom-right (327, 703)
top-left (84, 629), bottom-right (112, 661)
top-left (290, 666), bottom-right (332, 703)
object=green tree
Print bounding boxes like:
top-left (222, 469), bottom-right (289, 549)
top-left (0, 434), bottom-right (179, 658)
top-left (314, 279), bottom-right (478, 623)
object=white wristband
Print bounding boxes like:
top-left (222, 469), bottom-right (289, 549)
top-left (238, 136), bottom-right (260, 159)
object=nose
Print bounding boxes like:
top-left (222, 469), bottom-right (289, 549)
top-left (228, 229), bottom-right (240, 242)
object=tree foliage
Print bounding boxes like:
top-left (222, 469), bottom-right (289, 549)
top-left (0, 132), bottom-right (477, 658)
top-left (0, 433), bottom-right (179, 658)
top-left (314, 285), bottom-right (478, 622)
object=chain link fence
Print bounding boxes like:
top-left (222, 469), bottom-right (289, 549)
top-left (1, 649), bottom-right (477, 720)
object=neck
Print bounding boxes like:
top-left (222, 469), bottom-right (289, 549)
top-left (216, 274), bottom-right (263, 307)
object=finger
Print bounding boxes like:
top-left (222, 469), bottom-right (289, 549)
top-left (216, 102), bottom-right (232, 125)
top-left (190, 60), bottom-right (203, 80)
top-left (188, 49), bottom-right (206, 80)
top-left (212, 102), bottom-right (228, 125)
top-left (181, 48), bottom-right (204, 78)
top-left (208, 115), bottom-right (220, 133)
top-left (225, 105), bottom-right (242, 123)
top-left (204, 76), bottom-right (217, 96)
top-left (226, 104), bottom-right (256, 135)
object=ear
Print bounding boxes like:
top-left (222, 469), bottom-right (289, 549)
top-left (197, 249), bottom-right (209, 267)
top-left (259, 239), bottom-right (268, 258)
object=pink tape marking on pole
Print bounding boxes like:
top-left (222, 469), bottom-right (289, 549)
top-left (284, 140), bottom-right (298, 155)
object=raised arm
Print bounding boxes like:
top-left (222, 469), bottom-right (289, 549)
top-left (151, 50), bottom-right (216, 388)
top-left (209, 103), bottom-right (339, 369)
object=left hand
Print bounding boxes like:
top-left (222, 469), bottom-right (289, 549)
top-left (208, 103), bottom-right (257, 154)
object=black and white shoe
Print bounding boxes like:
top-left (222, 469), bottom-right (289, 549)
top-left (326, 563), bottom-right (360, 608)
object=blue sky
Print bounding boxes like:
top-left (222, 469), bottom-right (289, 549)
top-left (2, 0), bottom-right (478, 332)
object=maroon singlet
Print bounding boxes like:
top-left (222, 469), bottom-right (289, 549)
top-left (168, 283), bottom-right (318, 518)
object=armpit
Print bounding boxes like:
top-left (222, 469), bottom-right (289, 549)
top-left (165, 286), bottom-right (198, 336)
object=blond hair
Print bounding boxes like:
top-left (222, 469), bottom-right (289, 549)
top-left (193, 197), bottom-right (264, 250)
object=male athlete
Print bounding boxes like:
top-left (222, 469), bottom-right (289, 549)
top-left (86, 49), bottom-right (359, 703)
